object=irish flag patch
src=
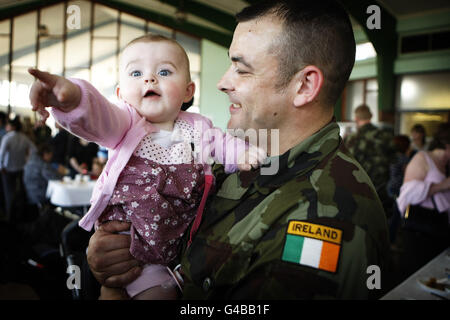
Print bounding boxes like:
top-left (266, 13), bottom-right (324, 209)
top-left (282, 220), bottom-right (342, 273)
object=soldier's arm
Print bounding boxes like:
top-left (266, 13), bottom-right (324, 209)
top-left (228, 260), bottom-right (338, 299)
top-left (226, 220), bottom-right (342, 299)
top-left (228, 219), bottom-right (387, 299)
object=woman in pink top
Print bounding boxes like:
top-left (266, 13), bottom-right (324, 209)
top-left (396, 123), bottom-right (449, 273)
top-left (397, 124), bottom-right (450, 218)
top-left (28, 34), bottom-right (265, 300)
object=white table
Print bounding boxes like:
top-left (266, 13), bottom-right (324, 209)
top-left (46, 179), bottom-right (96, 209)
top-left (381, 247), bottom-right (450, 300)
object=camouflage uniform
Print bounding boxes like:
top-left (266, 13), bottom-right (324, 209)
top-left (344, 123), bottom-right (396, 198)
top-left (180, 120), bottom-right (390, 299)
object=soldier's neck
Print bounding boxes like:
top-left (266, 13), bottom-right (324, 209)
top-left (273, 114), bottom-right (333, 157)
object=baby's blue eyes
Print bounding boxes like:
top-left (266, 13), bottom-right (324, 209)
top-left (158, 69), bottom-right (171, 76)
top-left (129, 70), bottom-right (171, 77)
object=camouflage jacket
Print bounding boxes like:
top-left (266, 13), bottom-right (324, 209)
top-left (344, 123), bottom-right (395, 194)
top-left (180, 120), bottom-right (390, 299)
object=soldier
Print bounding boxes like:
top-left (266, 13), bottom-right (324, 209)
top-left (87, 0), bottom-right (390, 299)
top-left (345, 104), bottom-right (396, 212)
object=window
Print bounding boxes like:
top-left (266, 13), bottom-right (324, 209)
top-left (396, 72), bottom-right (450, 137)
top-left (0, 0), bottom-right (202, 124)
top-left (342, 78), bottom-right (379, 123)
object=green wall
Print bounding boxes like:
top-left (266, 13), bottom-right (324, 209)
top-left (350, 10), bottom-right (450, 80)
top-left (199, 39), bottom-right (231, 130)
top-left (350, 58), bottom-right (377, 80)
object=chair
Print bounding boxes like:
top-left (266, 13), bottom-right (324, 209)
top-left (60, 216), bottom-right (100, 300)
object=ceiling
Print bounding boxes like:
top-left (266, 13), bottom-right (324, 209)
top-left (0, 0), bottom-right (449, 47)
top-left (377, 0), bottom-right (450, 17)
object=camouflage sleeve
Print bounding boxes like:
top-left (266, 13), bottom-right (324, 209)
top-left (228, 259), bottom-right (339, 299)
top-left (228, 217), bottom-right (387, 299)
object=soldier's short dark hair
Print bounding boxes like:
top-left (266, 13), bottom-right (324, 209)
top-left (236, 0), bottom-right (356, 106)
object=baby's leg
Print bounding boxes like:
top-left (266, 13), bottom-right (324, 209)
top-left (133, 285), bottom-right (178, 300)
top-left (99, 286), bottom-right (129, 300)
top-left (126, 264), bottom-right (179, 299)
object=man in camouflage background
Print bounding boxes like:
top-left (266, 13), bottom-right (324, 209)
top-left (87, 0), bottom-right (390, 299)
top-left (345, 104), bottom-right (396, 213)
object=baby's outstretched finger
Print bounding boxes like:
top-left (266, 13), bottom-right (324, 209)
top-left (28, 68), bottom-right (58, 88)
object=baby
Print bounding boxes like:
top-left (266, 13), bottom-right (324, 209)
top-left (29, 34), bottom-right (265, 299)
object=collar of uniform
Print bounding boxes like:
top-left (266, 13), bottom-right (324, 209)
top-left (255, 118), bottom-right (341, 189)
top-left (214, 118), bottom-right (341, 199)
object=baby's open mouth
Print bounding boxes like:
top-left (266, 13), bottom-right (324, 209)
top-left (144, 90), bottom-right (160, 97)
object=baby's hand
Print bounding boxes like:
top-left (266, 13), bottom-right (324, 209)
top-left (237, 145), bottom-right (267, 171)
top-left (28, 68), bottom-right (81, 122)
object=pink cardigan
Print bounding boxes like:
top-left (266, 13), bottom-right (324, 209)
top-left (397, 151), bottom-right (450, 217)
top-left (51, 79), bottom-right (243, 231)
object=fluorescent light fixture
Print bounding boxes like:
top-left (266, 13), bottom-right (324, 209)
top-left (400, 79), bottom-right (418, 101)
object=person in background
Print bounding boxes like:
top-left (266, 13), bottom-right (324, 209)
top-left (396, 122), bottom-right (450, 274)
top-left (387, 135), bottom-right (416, 200)
top-left (345, 104), bottom-right (396, 214)
top-left (23, 143), bottom-right (67, 207)
top-left (21, 116), bottom-right (35, 142)
top-left (410, 124), bottom-right (428, 152)
top-left (0, 117), bottom-right (36, 221)
top-left (96, 146), bottom-right (108, 166)
top-left (0, 112), bottom-right (7, 141)
top-left (0, 111), bottom-right (7, 218)
top-left (33, 120), bottom-right (52, 145)
top-left (386, 135), bottom-right (415, 243)
top-left (90, 158), bottom-right (104, 180)
top-left (50, 122), bottom-right (70, 170)
top-left (67, 136), bottom-right (98, 178)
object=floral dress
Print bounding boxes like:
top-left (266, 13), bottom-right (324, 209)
top-left (98, 119), bottom-right (205, 265)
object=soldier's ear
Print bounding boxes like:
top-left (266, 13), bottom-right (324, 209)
top-left (292, 66), bottom-right (324, 108)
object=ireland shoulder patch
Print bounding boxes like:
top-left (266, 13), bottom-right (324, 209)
top-left (281, 220), bottom-right (342, 273)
